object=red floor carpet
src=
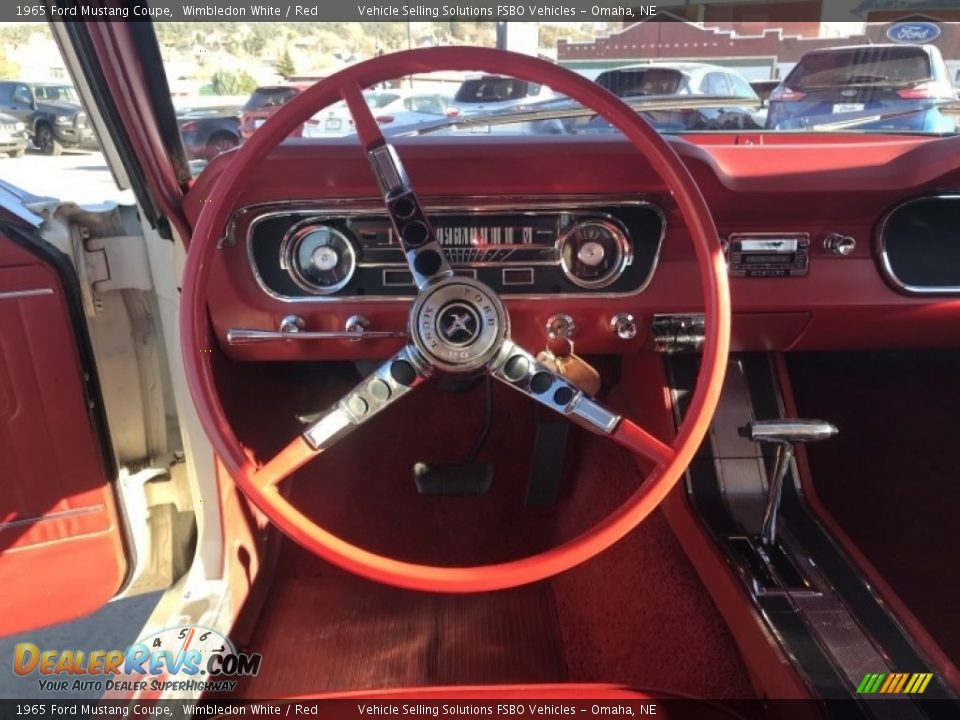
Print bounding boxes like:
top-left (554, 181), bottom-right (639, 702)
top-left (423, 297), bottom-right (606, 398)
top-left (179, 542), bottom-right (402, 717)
top-left (219, 361), bottom-right (754, 698)
top-left (788, 351), bottom-right (960, 668)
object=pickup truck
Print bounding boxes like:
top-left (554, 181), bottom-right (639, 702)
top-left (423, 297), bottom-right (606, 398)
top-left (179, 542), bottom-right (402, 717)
top-left (0, 81), bottom-right (97, 155)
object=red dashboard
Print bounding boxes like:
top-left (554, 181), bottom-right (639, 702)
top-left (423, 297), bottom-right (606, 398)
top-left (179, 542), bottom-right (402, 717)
top-left (184, 132), bottom-right (960, 361)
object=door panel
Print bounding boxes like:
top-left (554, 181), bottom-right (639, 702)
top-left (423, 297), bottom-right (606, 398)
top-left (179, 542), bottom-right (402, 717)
top-left (0, 225), bottom-right (127, 635)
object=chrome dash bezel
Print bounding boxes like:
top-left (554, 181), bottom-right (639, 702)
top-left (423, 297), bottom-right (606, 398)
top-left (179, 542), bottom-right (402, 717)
top-left (234, 194), bottom-right (668, 304)
top-left (876, 193), bottom-right (960, 296)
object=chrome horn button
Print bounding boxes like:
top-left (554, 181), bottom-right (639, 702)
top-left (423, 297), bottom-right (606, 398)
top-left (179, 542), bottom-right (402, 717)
top-left (410, 277), bottom-right (508, 373)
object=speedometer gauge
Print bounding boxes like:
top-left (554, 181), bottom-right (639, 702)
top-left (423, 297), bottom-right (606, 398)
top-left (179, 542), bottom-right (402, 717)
top-left (282, 224), bottom-right (357, 295)
top-left (559, 219), bottom-right (631, 288)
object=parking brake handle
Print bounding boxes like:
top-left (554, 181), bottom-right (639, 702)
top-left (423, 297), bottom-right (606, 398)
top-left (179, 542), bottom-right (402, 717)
top-left (739, 419), bottom-right (838, 546)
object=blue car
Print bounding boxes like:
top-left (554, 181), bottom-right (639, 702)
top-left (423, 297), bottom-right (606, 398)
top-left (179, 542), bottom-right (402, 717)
top-left (767, 44), bottom-right (956, 132)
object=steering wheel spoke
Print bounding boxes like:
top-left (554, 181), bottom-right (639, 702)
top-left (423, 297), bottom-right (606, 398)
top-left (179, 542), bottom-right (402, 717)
top-left (490, 340), bottom-right (674, 468)
top-left (252, 346), bottom-right (429, 489)
top-left (340, 82), bottom-right (453, 289)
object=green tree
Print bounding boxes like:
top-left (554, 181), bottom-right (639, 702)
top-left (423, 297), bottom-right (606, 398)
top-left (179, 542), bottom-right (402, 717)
top-left (275, 47), bottom-right (296, 79)
top-left (211, 69), bottom-right (257, 96)
top-left (0, 48), bottom-right (19, 79)
top-left (241, 32), bottom-right (266, 57)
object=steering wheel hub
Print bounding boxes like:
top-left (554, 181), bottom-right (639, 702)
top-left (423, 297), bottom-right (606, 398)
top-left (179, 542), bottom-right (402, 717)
top-left (410, 277), bottom-right (508, 373)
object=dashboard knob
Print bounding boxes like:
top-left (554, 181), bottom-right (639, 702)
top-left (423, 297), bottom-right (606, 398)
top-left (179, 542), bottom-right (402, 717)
top-left (823, 233), bottom-right (856, 256)
top-left (610, 313), bottom-right (638, 340)
top-left (345, 315), bottom-right (370, 342)
top-left (279, 315), bottom-right (305, 334)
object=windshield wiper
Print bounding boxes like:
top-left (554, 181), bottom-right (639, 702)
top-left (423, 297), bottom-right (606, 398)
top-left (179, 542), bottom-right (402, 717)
top-left (394, 94), bottom-right (762, 136)
top-left (795, 98), bottom-right (960, 131)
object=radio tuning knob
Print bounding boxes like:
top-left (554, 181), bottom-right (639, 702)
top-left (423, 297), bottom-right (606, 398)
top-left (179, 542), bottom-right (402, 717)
top-left (823, 233), bottom-right (856, 256)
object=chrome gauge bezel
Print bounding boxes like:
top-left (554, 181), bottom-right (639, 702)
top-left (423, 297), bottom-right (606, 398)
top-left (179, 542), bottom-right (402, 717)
top-left (280, 223), bottom-right (358, 295)
top-left (557, 218), bottom-right (633, 289)
top-left (237, 195), bottom-right (666, 303)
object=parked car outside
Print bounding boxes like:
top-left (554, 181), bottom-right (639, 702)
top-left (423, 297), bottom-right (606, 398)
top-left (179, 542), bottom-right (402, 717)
top-left (239, 84), bottom-right (311, 139)
top-left (586, 62), bottom-right (762, 131)
top-left (766, 44), bottom-right (956, 132)
top-left (750, 79), bottom-right (782, 106)
top-left (0, 112), bottom-right (29, 158)
top-left (452, 74), bottom-right (555, 114)
top-left (0, 81), bottom-right (97, 154)
top-left (303, 90), bottom-right (457, 138)
top-left (177, 106), bottom-right (241, 160)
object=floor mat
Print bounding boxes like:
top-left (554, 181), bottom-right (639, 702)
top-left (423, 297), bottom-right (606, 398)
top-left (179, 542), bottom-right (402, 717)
top-left (787, 351), bottom-right (960, 668)
top-left (238, 572), bottom-right (567, 697)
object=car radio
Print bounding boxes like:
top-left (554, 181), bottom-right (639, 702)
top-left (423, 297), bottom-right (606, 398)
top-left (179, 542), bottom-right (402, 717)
top-left (726, 233), bottom-right (810, 278)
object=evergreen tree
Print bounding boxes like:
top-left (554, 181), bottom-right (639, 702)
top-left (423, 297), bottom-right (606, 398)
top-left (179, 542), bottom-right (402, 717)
top-left (275, 47), bottom-right (296, 79)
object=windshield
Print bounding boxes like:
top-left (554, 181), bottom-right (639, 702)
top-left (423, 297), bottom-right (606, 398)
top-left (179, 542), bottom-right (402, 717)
top-left (33, 85), bottom-right (80, 104)
top-left (454, 78), bottom-right (536, 103)
top-left (595, 68), bottom-right (686, 97)
top-left (786, 46), bottom-right (934, 89)
top-left (140, 19), bottom-right (958, 170)
top-left (243, 87), bottom-right (299, 110)
top-left (365, 93), bottom-right (401, 109)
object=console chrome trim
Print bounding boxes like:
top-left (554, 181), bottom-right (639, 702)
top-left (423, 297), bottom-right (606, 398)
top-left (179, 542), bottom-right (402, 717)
top-left (235, 195), bottom-right (667, 304)
top-left (876, 193), bottom-right (960, 296)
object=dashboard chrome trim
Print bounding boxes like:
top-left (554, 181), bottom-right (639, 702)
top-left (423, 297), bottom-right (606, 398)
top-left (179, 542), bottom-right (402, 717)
top-left (234, 195), bottom-right (667, 304)
top-left (876, 193), bottom-right (960, 296)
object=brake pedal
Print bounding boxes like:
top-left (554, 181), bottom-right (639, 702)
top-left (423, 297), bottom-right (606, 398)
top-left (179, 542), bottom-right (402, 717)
top-left (413, 376), bottom-right (494, 497)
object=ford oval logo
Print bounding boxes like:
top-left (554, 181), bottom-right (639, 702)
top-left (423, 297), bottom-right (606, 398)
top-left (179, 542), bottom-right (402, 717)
top-left (886, 22), bottom-right (941, 44)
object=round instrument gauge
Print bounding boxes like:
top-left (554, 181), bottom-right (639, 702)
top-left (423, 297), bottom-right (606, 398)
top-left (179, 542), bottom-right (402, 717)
top-left (559, 219), bottom-right (631, 289)
top-left (283, 225), bottom-right (357, 295)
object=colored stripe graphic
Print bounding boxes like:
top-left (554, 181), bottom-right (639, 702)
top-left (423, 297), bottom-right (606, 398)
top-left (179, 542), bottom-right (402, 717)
top-left (893, 674), bottom-right (909, 693)
top-left (857, 672), bottom-right (933, 694)
top-left (855, 674), bottom-right (874, 693)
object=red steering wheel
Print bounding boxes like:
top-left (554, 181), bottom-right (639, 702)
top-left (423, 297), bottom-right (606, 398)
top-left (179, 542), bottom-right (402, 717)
top-left (181, 47), bottom-right (730, 593)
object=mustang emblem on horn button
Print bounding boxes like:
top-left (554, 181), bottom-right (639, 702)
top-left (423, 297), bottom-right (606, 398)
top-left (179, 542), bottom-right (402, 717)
top-left (439, 303), bottom-right (481, 346)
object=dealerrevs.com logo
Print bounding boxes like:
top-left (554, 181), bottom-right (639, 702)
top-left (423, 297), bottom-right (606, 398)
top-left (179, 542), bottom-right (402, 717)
top-left (13, 626), bottom-right (262, 694)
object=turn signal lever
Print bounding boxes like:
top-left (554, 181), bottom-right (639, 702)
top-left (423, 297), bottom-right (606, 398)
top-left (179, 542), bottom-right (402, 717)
top-left (739, 419), bottom-right (838, 546)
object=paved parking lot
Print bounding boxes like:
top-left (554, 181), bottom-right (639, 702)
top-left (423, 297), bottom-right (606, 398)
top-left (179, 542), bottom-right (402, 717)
top-left (0, 593), bottom-right (161, 699)
top-left (0, 148), bottom-right (134, 207)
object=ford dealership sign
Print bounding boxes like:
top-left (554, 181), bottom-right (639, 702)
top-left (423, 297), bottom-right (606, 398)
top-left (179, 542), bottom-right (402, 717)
top-left (886, 22), bottom-right (941, 44)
